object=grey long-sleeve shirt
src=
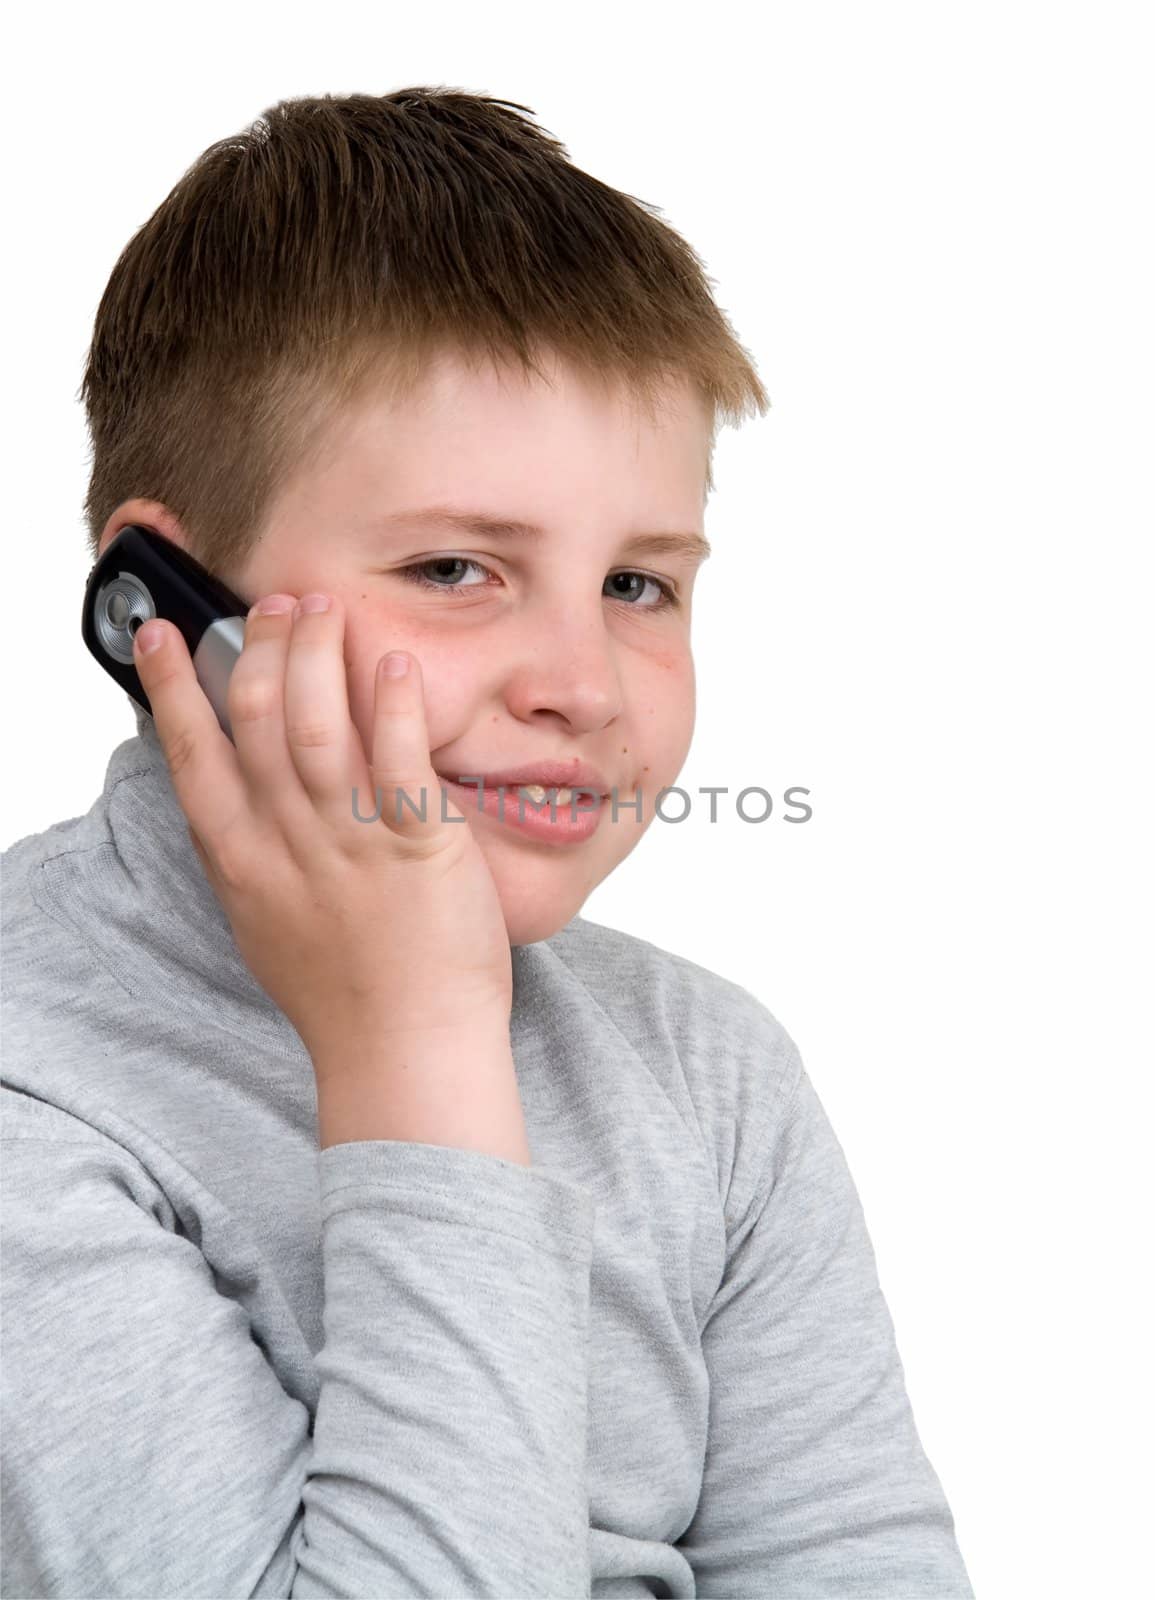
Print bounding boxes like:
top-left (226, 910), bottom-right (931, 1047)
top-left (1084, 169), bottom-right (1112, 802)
top-left (0, 705), bottom-right (973, 1599)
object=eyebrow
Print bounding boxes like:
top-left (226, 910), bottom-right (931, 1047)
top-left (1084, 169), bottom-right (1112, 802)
top-left (377, 505), bottom-right (712, 564)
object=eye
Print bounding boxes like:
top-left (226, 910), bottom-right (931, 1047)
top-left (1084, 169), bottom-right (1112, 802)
top-left (397, 557), bottom-right (492, 593)
top-left (395, 557), bottom-right (680, 610)
top-left (604, 571), bottom-right (679, 610)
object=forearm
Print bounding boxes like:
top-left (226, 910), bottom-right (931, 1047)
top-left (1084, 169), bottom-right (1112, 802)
top-left (311, 1019), bottom-right (532, 1165)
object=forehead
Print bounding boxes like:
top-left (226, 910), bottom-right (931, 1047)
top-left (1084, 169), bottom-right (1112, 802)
top-left (326, 347), bottom-right (710, 514)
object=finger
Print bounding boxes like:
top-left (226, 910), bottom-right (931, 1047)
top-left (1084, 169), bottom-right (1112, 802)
top-left (132, 618), bottom-right (250, 860)
top-left (186, 821), bottom-right (223, 894)
top-left (281, 593), bottom-right (369, 825)
top-left (369, 651), bottom-right (449, 841)
top-left (228, 595), bottom-right (316, 834)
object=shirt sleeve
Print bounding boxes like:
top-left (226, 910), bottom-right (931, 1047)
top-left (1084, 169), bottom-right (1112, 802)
top-left (677, 1043), bottom-right (975, 1599)
top-left (0, 1092), bottom-right (595, 1599)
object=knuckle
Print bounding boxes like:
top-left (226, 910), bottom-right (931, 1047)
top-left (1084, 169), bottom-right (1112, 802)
top-left (185, 823), bottom-right (208, 870)
top-left (163, 726), bottom-right (198, 783)
top-left (393, 824), bottom-right (459, 866)
top-left (210, 822), bottom-right (258, 893)
top-left (373, 777), bottom-right (434, 816)
top-left (229, 672), bottom-right (278, 726)
top-left (285, 719), bottom-right (337, 751)
top-left (142, 652), bottom-right (182, 687)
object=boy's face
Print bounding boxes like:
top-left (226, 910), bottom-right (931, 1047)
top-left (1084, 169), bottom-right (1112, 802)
top-left (106, 349), bottom-right (711, 947)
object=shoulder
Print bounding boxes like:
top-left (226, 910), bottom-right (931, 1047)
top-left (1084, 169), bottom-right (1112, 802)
top-left (545, 913), bottom-right (800, 1071)
top-left (2, 806), bottom-right (109, 941)
top-left (3, 802), bottom-right (113, 923)
top-left (541, 916), bottom-right (804, 1209)
top-left (1, 1047), bottom-right (172, 1227)
top-left (2, 813), bottom-right (121, 1061)
top-left (1, 1085), bottom-right (123, 1150)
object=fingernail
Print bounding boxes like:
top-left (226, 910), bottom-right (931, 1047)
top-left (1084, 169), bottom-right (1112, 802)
top-left (381, 652), bottom-right (408, 677)
top-left (296, 593), bottom-right (331, 615)
top-left (255, 594), bottom-right (295, 616)
top-left (136, 621), bottom-right (164, 655)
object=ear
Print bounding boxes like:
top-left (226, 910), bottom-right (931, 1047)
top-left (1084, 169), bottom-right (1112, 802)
top-left (98, 499), bottom-right (189, 562)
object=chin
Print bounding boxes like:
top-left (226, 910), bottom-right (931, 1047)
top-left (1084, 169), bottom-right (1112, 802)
top-left (503, 902), bottom-right (579, 950)
top-left (495, 873), bottom-right (587, 950)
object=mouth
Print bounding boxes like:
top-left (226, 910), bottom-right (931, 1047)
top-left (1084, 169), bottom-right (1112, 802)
top-left (459, 781), bottom-right (607, 806)
top-left (432, 763), bottom-right (611, 801)
top-left (432, 770), bottom-right (610, 846)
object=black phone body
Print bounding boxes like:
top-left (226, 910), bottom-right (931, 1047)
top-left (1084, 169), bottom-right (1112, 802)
top-left (82, 525), bottom-right (251, 743)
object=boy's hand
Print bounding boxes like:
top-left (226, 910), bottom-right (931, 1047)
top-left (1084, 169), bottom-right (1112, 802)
top-left (132, 593), bottom-right (515, 1068)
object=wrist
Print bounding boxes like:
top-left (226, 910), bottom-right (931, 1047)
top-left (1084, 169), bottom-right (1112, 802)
top-left (310, 1020), bottom-right (530, 1163)
top-left (305, 1007), bottom-right (512, 1066)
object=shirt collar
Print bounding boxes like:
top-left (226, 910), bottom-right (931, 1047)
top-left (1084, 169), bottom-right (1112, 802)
top-left (63, 698), bottom-right (546, 1057)
top-left (58, 699), bottom-right (307, 1052)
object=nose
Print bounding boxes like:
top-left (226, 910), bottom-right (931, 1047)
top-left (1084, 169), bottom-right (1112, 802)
top-left (501, 600), bottom-right (624, 733)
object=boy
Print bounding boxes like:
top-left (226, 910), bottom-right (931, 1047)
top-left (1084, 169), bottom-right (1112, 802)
top-left (1, 89), bottom-right (973, 1597)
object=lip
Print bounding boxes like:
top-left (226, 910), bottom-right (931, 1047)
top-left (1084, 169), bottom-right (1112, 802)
top-left (433, 759), bottom-right (610, 796)
top-left (437, 776), bottom-right (606, 847)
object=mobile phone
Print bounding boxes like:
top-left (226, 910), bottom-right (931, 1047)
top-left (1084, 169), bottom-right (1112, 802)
top-left (82, 524), bottom-right (252, 742)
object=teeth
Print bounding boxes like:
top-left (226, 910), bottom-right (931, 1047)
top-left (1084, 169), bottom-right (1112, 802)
top-left (518, 784), bottom-right (577, 803)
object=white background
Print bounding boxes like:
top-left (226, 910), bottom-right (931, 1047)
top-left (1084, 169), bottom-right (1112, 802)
top-left (3, 4), bottom-right (1152, 1595)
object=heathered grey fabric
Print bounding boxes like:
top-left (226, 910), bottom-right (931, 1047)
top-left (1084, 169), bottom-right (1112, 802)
top-left (0, 705), bottom-right (973, 1599)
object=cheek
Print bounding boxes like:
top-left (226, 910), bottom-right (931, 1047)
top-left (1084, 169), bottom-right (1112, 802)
top-left (630, 649), bottom-right (696, 772)
top-left (343, 609), bottom-right (469, 749)
top-left (649, 647), bottom-right (696, 722)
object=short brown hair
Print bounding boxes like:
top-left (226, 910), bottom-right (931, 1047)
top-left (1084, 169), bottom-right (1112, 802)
top-left (80, 87), bottom-right (769, 578)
